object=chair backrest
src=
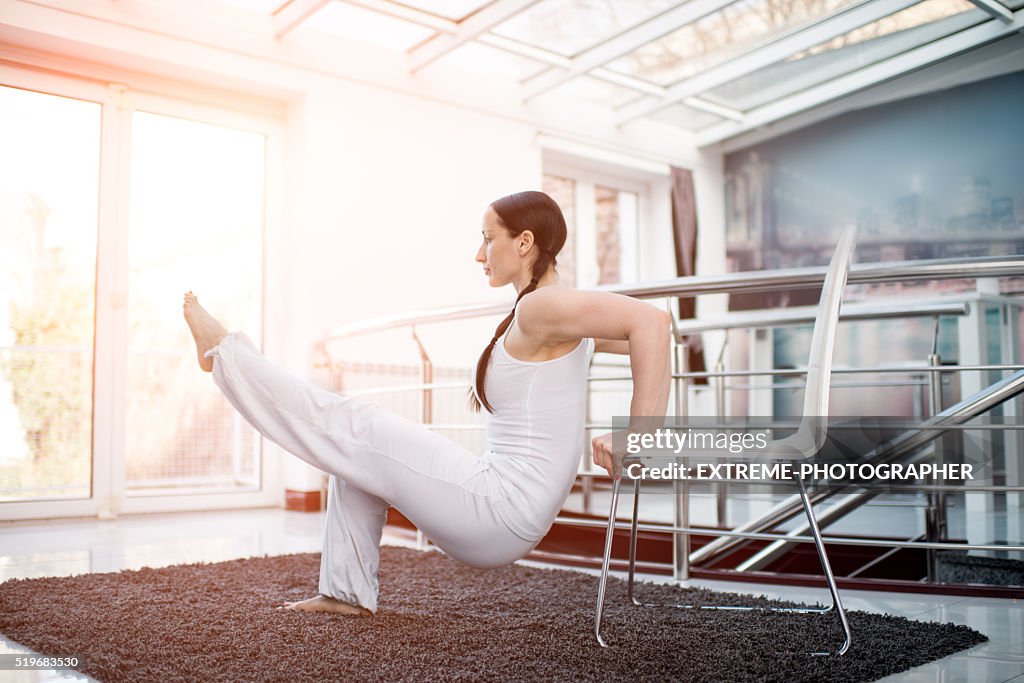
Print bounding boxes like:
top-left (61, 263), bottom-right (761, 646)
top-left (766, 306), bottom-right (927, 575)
top-left (796, 225), bottom-right (858, 454)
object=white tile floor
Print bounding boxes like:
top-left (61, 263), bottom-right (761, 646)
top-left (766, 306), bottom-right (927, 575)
top-left (0, 508), bottom-right (1021, 683)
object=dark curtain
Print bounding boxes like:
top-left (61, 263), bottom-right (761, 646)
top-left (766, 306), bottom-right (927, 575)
top-left (670, 166), bottom-right (707, 384)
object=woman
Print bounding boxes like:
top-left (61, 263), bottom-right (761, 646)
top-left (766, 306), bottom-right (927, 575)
top-left (183, 190), bottom-right (670, 616)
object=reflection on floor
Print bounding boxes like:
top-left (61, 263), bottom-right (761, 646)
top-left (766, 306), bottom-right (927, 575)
top-left (0, 508), bottom-right (1021, 683)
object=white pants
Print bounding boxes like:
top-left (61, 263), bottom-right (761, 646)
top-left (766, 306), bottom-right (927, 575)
top-left (206, 332), bottom-right (535, 612)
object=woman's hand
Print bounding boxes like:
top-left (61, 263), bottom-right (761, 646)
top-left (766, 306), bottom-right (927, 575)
top-left (592, 431), bottom-right (629, 478)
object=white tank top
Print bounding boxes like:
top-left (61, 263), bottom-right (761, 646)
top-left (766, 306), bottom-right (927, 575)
top-left (478, 319), bottom-right (595, 542)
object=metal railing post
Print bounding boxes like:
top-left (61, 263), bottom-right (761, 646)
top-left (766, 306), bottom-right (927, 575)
top-left (714, 340), bottom-right (728, 528)
top-left (583, 364), bottom-right (594, 516)
top-left (925, 317), bottom-right (947, 582)
top-left (412, 326), bottom-right (433, 550)
top-left (673, 339), bottom-right (690, 582)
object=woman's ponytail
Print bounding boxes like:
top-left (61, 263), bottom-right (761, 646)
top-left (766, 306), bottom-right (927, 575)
top-left (469, 277), bottom-right (537, 413)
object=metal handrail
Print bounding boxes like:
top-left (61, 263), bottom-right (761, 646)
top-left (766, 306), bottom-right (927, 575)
top-left (678, 364), bottom-right (1024, 378)
top-left (674, 300), bottom-right (968, 335)
top-left (588, 364), bottom-right (1024, 381)
top-left (340, 364), bottom-right (1024, 396)
top-left (325, 255), bottom-right (1024, 344)
top-left (297, 422), bottom-right (1024, 446)
top-left (624, 256), bottom-right (1024, 298)
top-left (348, 420), bottom-right (1024, 434)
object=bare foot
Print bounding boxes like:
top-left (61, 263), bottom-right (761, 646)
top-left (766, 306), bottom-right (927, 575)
top-left (182, 291), bottom-right (228, 372)
top-left (278, 595), bottom-right (372, 616)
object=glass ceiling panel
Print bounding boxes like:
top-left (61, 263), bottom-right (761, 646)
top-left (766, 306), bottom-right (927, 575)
top-left (647, 102), bottom-right (724, 130)
top-left (491, 0), bottom-right (677, 58)
top-left (545, 75), bottom-right (648, 108)
top-left (605, 0), bottom-right (864, 87)
top-left (702, 0), bottom-right (987, 110)
top-left (306, 0), bottom-right (436, 51)
top-left (434, 41), bottom-right (550, 80)
top-left (396, 0), bottom-right (495, 21)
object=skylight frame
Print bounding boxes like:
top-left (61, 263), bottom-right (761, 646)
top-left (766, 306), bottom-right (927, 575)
top-left (258, 0), bottom-right (1022, 139)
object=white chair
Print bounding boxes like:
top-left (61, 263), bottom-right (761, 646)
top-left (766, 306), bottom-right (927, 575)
top-left (594, 225), bottom-right (858, 655)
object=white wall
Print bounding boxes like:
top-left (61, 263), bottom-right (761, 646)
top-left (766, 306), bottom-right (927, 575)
top-left (278, 82), bottom-right (542, 371)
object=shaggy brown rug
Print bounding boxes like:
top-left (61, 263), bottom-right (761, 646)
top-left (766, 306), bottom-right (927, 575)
top-left (0, 546), bottom-right (985, 682)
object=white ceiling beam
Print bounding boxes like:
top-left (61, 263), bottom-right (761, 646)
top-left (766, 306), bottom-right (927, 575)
top-left (478, 33), bottom-right (571, 67)
top-left (477, 36), bottom-right (668, 95)
top-left (521, 0), bottom-right (737, 101)
top-left (273, 0), bottom-right (330, 38)
top-left (589, 67), bottom-right (666, 97)
top-left (965, 0), bottom-right (1014, 22)
top-left (408, 0), bottom-right (541, 73)
top-left (683, 96), bottom-right (744, 121)
top-left (480, 37), bottom-right (670, 98)
top-left (616, 0), bottom-right (925, 124)
top-left (344, 0), bottom-right (457, 33)
top-left (694, 8), bottom-right (1024, 146)
top-left (333, 4), bottom-right (565, 62)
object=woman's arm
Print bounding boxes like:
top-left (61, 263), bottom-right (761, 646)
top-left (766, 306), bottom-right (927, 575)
top-left (594, 338), bottom-right (630, 354)
top-left (517, 289), bottom-right (671, 474)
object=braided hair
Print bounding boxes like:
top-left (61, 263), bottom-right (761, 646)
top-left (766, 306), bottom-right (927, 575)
top-left (469, 191), bottom-right (567, 413)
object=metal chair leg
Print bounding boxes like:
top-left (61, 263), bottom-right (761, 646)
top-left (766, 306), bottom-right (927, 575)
top-left (796, 475), bottom-right (852, 656)
top-left (595, 474), bottom-right (623, 647)
top-left (598, 474), bottom-right (851, 655)
top-left (627, 476), bottom-right (642, 606)
top-left (621, 471), bottom-right (830, 615)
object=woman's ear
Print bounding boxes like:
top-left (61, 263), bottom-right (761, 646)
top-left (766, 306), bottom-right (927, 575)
top-left (518, 229), bottom-right (535, 255)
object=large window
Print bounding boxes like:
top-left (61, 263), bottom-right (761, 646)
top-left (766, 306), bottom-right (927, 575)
top-left (0, 66), bottom-right (280, 519)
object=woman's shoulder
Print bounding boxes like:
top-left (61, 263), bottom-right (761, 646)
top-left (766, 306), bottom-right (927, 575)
top-left (515, 285), bottom-right (588, 342)
top-left (516, 285), bottom-right (668, 344)
top-left (514, 285), bottom-right (589, 353)
top-left (517, 284), bottom-right (574, 320)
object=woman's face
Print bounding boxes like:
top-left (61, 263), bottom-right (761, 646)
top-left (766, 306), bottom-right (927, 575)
top-left (476, 207), bottom-right (523, 288)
